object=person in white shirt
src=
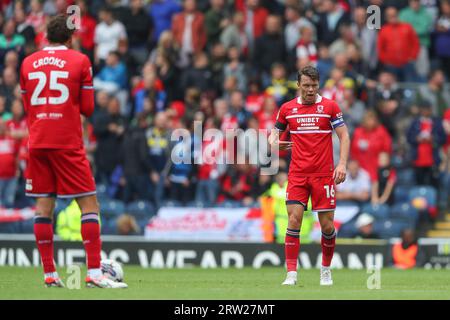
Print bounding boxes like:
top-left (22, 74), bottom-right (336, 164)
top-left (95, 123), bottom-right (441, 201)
top-left (94, 6), bottom-right (127, 66)
top-left (336, 159), bottom-right (371, 203)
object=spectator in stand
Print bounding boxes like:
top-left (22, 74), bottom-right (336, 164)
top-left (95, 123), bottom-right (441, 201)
top-left (339, 88), bottom-right (365, 135)
top-left (171, 0), bottom-right (206, 68)
top-left (415, 69), bottom-right (450, 117)
top-left (120, 0), bottom-right (153, 66)
top-left (265, 63), bottom-right (297, 106)
top-left (316, 44), bottom-right (333, 88)
top-left (0, 119), bottom-right (17, 208)
top-left (351, 6), bottom-right (377, 78)
top-left (399, 0), bottom-right (433, 80)
top-left (5, 99), bottom-right (27, 152)
top-left (146, 112), bottom-right (171, 207)
top-left (180, 52), bottom-right (212, 95)
top-left (0, 19), bottom-right (25, 61)
top-left (321, 67), bottom-right (354, 106)
top-left (204, 0), bottom-right (231, 48)
top-left (316, 0), bottom-right (351, 46)
top-left (148, 31), bottom-right (179, 73)
top-left (377, 7), bottom-right (420, 82)
top-left (82, 116), bottom-right (97, 166)
top-left (148, 0), bottom-right (182, 43)
top-left (223, 46), bottom-right (247, 93)
top-left (351, 110), bottom-right (392, 182)
top-left (0, 95), bottom-right (11, 121)
top-left (73, 0), bottom-right (96, 59)
top-left (94, 96), bottom-right (126, 186)
top-left (295, 25), bottom-right (317, 67)
top-left (13, 4), bottom-right (35, 47)
top-left (94, 6), bottom-right (127, 67)
top-left (256, 95), bottom-right (278, 132)
top-left (120, 113), bottom-right (151, 203)
top-left (245, 79), bottom-right (264, 114)
top-left (407, 101), bottom-right (446, 188)
top-left (93, 51), bottom-right (128, 95)
top-left (220, 11), bottom-right (248, 56)
top-left (336, 159), bottom-right (371, 204)
top-left (134, 69), bottom-right (167, 114)
top-left (435, 0), bottom-right (450, 79)
top-left (329, 23), bottom-right (361, 58)
top-left (371, 152), bottom-right (396, 205)
top-left (26, 0), bottom-right (47, 32)
top-left (229, 90), bottom-right (251, 129)
top-left (284, 3), bottom-right (315, 53)
top-left (239, 0), bottom-right (268, 56)
top-left (209, 42), bottom-right (227, 95)
top-left (0, 66), bottom-right (18, 110)
top-left (155, 49), bottom-right (178, 104)
top-left (2, 50), bottom-right (19, 74)
top-left (116, 214), bottom-right (141, 235)
top-left (354, 213), bottom-right (380, 239)
top-left (219, 163), bottom-right (256, 206)
top-left (253, 15), bottom-right (285, 83)
top-left (92, 90), bottom-right (110, 124)
top-left (195, 119), bottom-right (221, 206)
top-left (168, 120), bottom-right (193, 205)
top-left (368, 70), bottom-right (404, 110)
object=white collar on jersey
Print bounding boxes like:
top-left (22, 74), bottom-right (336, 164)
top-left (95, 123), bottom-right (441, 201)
top-left (42, 45), bottom-right (68, 51)
top-left (297, 94), bottom-right (322, 105)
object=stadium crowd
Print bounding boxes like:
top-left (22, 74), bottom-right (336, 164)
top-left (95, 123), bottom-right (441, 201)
top-left (0, 0), bottom-right (450, 238)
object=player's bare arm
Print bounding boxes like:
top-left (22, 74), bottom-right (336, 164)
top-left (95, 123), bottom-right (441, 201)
top-left (268, 128), bottom-right (293, 150)
top-left (334, 124), bottom-right (350, 185)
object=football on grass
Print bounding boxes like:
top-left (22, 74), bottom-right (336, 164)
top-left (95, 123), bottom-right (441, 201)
top-left (101, 259), bottom-right (124, 282)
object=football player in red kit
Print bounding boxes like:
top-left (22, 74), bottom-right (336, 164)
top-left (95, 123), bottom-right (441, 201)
top-left (20, 15), bottom-right (127, 288)
top-left (268, 66), bottom-right (350, 286)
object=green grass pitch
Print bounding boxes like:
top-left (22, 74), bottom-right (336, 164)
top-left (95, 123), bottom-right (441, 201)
top-left (0, 266), bottom-right (449, 300)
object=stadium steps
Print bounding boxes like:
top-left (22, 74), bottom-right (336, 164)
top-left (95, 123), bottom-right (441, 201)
top-left (427, 230), bottom-right (450, 238)
top-left (434, 222), bottom-right (450, 230)
top-left (426, 213), bottom-right (450, 238)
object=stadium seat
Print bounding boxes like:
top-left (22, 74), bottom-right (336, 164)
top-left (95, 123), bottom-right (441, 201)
top-left (390, 203), bottom-right (419, 225)
top-left (101, 218), bottom-right (117, 235)
top-left (160, 200), bottom-right (182, 208)
top-left (125, 200), bottom-right (156, 219)
top-left (394, 186), bottom-right (411, 204)
top-left (408, 186), bottom-right (437, 218)
top-left (374, 220), bottom-right (410, 239)
top-left (99, 199), bottom-right (125, 219)
top-left (396, 168), bottom-right (415, 186)
top-left (0, 222), bottom-right (21, 233)
top-left (360, 203), bottom-right (390, 220)
top-left (186, 200), bottom-right (206, 208)
top-left (215, 200), bottom-right (242, 208)
top-left (96, 183), bottom-right (109, 201)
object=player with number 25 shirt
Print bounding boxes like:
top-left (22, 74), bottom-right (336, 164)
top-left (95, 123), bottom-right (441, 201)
top-left (19, 21), bottom-right (95, 197)
top-left (19, 15), bottom-right (127, 289)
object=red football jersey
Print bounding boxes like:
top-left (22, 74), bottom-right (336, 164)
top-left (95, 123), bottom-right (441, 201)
top-left (275, 95), bottom-right (345, 177)
top-left (20, 45), bottom-right (94, 149)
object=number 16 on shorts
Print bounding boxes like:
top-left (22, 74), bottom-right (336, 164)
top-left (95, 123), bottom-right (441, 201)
top-left (322, 184), bottom-right (336, 209)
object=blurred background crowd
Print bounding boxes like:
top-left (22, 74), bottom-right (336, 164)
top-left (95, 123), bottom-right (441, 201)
top-left (0, 0), bottom-right (450, 239)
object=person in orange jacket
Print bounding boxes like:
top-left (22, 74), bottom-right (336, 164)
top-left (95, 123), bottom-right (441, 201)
top-left (389, 229), bottom-right (425, 269)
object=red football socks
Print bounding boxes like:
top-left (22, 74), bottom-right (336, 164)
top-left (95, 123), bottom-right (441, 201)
top-left (321, 229), bottom-right (336, 267)
top-left (34, 216), bottom-right (56, 274)
top-left (81, 212), bottom-right (102, 269)
top-left (285, 228), bottom-right (300, 272)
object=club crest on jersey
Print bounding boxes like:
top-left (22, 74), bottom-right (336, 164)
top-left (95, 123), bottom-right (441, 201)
top-left (316, 105), bottom-right (324, 113)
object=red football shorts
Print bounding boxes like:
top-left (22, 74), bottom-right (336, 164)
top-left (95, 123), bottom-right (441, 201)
top-left (25, 148), bottom-right (96, 198)
top-left (286, 176), bottom-right (336, 212)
